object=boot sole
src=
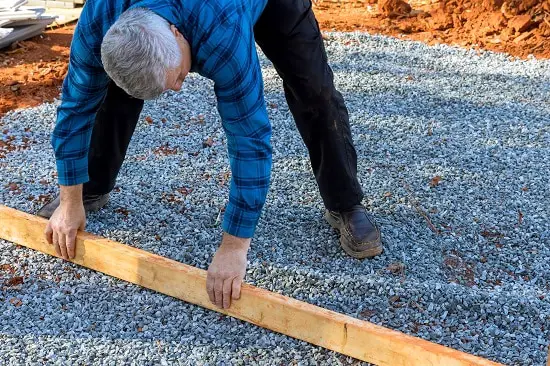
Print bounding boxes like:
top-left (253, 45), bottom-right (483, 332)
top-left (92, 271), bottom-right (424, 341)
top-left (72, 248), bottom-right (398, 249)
top-left (324, 211), bottom-right (383, 259)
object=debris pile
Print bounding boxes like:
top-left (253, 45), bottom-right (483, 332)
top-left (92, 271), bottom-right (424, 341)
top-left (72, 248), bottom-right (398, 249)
top-left (417, 0), bottom-right (548, 46)
top-left (381, 0), bottom-right (550, 58)
top-left (0, 0), bottom-right (56, 49)
top-left (313, 0), bottom-right (550, 59)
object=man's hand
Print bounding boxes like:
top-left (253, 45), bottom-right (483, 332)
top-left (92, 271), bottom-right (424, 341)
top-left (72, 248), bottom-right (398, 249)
top-left (44, 185), bottom-right (86, 260)
top-left (206, 232), bottom-right (251, 309)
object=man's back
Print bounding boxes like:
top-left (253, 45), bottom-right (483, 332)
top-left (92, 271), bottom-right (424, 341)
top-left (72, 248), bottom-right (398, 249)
top-left (74, 0), bottom-right (268, 70)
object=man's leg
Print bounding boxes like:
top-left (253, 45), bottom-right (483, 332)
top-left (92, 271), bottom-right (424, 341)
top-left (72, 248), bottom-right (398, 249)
top-left (254, 0), bottom-right (382, 258)
top-left (83, 81), bottom-right (144, 196)
top-left (255, 0), bottom-right (362, 211)
top-left (38, 82), bottom-right (143, 218)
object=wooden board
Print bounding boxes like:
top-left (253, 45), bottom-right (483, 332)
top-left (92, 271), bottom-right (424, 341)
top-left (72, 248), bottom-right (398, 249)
top-left (0, 205), bottom-right (502, 366)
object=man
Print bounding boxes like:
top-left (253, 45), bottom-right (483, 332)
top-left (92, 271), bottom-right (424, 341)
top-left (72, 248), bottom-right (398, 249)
top-left (40, 0), bottom-right (382, 310)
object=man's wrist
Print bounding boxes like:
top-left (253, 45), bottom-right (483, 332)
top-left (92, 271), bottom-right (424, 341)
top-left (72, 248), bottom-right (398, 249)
top-left (221, 231), bottom-right (251, 250)
top-left (60, 184), bottom-right (84, 206)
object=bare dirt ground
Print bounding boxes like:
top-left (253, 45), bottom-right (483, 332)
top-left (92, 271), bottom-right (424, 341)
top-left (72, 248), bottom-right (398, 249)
top-left (0, 25), bottom-right (73, 117)
top-left (1, 0), bottom-right (548, 117)
top-left (315, 0), bottom-right (549, 58)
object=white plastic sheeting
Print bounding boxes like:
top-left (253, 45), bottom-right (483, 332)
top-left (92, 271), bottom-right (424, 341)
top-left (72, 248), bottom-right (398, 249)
top-left (0, 0), bottom-right (56, 49)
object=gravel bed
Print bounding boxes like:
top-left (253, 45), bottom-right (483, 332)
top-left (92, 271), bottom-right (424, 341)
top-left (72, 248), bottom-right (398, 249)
top-left (1, 32), bottom-right (550, 365)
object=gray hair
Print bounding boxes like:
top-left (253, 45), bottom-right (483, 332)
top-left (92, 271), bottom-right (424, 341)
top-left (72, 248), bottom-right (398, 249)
top-left (101, 8), bottom-right (182, 100)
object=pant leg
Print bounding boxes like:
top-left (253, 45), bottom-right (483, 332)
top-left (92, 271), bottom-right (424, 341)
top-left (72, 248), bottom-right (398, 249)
top-left (83, 81), bottom-right (144, 196)
top-left (253, 0), bottom-right (363, 211)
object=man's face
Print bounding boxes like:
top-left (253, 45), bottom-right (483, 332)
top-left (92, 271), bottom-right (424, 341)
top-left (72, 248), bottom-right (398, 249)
top-left (165, 25), bottom-right (191, 92)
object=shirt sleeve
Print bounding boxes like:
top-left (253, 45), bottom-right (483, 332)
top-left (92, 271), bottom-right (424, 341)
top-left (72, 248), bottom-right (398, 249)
top-left (52, 22), bottom-right (110, 186)
top-left (195, 5), bottom-right (272, 238)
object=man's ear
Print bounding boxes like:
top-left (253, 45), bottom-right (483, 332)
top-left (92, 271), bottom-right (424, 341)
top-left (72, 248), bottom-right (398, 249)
top-left (170, 24), bottom-right (178, 36)
top-left (170, 24), bottom-right (183, 40)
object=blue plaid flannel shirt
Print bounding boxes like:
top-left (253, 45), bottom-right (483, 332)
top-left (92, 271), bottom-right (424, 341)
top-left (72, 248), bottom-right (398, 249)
top-left (52, 0), bottom-right (271, 238)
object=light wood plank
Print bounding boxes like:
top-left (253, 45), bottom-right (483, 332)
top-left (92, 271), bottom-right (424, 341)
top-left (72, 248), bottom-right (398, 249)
top-left (0, 205), bottom-right (501, 366)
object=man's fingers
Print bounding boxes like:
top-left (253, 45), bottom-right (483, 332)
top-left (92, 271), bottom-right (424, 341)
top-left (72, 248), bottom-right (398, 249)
top-left (214, 279), bottom-right (224, 308)
top-left (231, 277), bottom-right (242, 301)
top-left (44, 223), bottom-right (53, 245)
top-left (206, 274), bottom-right (215, 304)
top-left (58, 234), bottom-right (69, 260)
top-left (222, 279), bottom-right (233, 309)
top-left (65, 230), bottom-right (77, 259)
top-left (52, 231), bottom-right (62, 257)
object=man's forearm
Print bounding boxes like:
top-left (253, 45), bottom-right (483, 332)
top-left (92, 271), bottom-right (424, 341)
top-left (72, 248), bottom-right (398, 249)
top-left (60, 184), bottom-right (83, 206)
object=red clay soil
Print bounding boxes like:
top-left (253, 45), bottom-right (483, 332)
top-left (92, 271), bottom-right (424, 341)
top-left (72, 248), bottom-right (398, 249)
top-left (0, 25), bottom-right (73, 117)
top-left (1, 1), bottom-right (549, 117)
top-left (315, 0), bottom-right (550, 58)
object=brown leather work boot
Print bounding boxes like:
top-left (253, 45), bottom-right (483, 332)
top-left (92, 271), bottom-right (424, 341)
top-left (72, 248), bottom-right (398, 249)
top-left (324, 204), bottom-right (383, 259)
top-left (36, 193), bottom-right (110, 219)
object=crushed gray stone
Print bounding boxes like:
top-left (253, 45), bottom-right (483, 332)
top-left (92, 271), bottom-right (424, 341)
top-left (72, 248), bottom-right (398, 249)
top-left (1, 32), bottom-right (550, 365)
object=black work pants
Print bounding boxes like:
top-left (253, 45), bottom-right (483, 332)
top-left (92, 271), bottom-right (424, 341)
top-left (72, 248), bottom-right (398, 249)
top-left (84, 0), bottom-right (364, 211)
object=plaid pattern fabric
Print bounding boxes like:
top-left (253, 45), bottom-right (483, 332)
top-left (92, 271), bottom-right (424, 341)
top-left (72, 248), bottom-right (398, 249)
top-left (52, 0), bottom-right (270, 238)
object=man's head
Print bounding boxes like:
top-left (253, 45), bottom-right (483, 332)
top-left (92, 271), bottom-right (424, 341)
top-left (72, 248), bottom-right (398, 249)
top-left (101, 8), bottom-right (191, 100)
